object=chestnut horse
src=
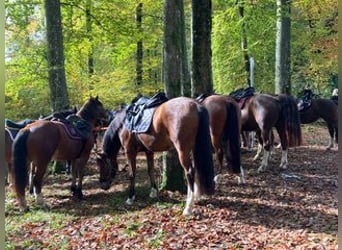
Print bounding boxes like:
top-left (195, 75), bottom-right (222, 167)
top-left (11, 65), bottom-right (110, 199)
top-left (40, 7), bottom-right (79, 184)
top-left (97, 96), bottom-right (215, 216)
top-left (298, 98), bottom-right (338, 150)
top-left (12, 96), bottom-right (107, 211)
top-left (240, 93), bottom-right (302, 172)
top-left (197, 94), bottom-right (245, 184)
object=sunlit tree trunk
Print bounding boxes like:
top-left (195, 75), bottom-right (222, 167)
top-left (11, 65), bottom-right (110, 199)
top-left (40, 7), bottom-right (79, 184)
top-left (275, 0), bottom-right (291, 94)
top-left (161, 0), bottom-right (189, 193)
top-left (86, 0), bottom-right (94, 77)
top-left (136, 3), bottom-right (143, 86)
top-left (45, 0), bottom-right (70, 111)
top-left (237, 0), bottom-right (251, 86)
top-left (191, 0), bottom-right (213, 97)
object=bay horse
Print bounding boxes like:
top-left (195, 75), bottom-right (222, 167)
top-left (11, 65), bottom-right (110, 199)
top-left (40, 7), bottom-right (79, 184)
top-left (197, 94), bottom-right (245, 184)
top-left (239, 93), bottom-right (302, 172)
top-left (298, 96), bottom-right (338, 150)
top-left (12, 96), bottom-right (107, 211)
top-left (97, 96), bottom-right (215, 216)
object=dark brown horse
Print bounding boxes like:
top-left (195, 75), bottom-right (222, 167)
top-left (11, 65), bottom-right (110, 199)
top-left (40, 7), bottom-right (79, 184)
top-left (239, 93), bottom-right (302, 172)
top-left (12, 96), bottom-right (107, 211)
top-left (5, 128), bottom-right (13, 185)
top-left (298, 98), bottom-right (338, 150)
top-left (97, 96), bottom-right (215, 216)
top-left (197, 94), bottom-right (245, 184)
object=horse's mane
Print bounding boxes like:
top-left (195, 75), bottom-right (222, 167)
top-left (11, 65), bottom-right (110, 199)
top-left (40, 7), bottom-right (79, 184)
top-left (102, 107), bottom-right (127, 156)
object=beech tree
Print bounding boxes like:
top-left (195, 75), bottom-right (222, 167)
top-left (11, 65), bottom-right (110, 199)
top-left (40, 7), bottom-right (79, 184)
top-left (44, 0), bottom-right (70, 111)
top-left (161, 0), bottom-right (189, 193)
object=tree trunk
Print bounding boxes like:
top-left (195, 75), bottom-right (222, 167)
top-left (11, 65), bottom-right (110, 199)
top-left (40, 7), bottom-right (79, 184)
top-left (86, 0), bottom-right (94, 77)
top-left (275, 0), bottom-right (291, 95)
top-left (191, 0), bottom-right (213, 97)
top-left (44, 0), bottom-right (70, 111)
top-left (161, 0), bottom-right (189, 193)
top-left (136, 3), bottom-right (143, 86)
top-left (238, 0), bottom-right (251, 86)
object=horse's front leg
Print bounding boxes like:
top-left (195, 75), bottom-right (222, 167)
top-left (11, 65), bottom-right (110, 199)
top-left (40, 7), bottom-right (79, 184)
top-left (125, 151), bottom-right (137, 205)
top-left (145, 151), bottom-right (158, 199)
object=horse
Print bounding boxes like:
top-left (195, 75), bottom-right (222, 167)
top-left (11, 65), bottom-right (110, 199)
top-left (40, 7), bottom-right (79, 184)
top-left (11, 96), bottom-right (107, 212)
top-left (5, 128), bottom-right (13, 185)
top-left (237, 93), bottom-right (302, 172)
top-left (97, 96), bottom-right (215, 216)
top-left (196, 94), bottom-right (245, 184)
top-left (298, 93), bottom-right (338, 150)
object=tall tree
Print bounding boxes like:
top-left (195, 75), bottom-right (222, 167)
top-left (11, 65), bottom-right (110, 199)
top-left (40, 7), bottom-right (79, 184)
top-left (136, 3), bottom-right (143, 86)
top-left (237, 0), bottom-right (251, 86)
top-left (44, 0), bottom-right (70, 111)
top-left (161, 0), bottom-right (189, 193)
top-left (86, 0), bottom-right (94, 77)
top-left (191, 0), bottom-right (213, 96)
top-left (275, 0), bottom-right (291, 95)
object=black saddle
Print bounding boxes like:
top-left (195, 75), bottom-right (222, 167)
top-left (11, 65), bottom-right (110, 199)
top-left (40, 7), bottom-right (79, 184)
top-left (195, 93), bottom-right (212, 103)
top-left (5, 118), bottom-right (34, 129)
top-left (229, 87), bottom-right (255, 101)
top-left (125, 92), bottom-right (168, 133)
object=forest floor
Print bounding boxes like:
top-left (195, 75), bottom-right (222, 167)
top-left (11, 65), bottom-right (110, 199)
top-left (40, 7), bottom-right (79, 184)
top-left (5, 122), bottom-right (338, 249)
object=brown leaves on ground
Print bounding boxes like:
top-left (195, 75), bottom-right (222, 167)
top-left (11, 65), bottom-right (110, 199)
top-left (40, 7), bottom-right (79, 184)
top-left (5, 124), bottom-right (337, 249)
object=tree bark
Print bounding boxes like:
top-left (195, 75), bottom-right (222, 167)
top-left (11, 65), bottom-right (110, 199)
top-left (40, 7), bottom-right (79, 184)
top-left (136, 3), bottom-right (143, 85)
top-left (237, 0), bottom-right (251, 86)
top-left (191, 0), bottom-right (213, 97)
top-left (275, 0), bottom-right (291, 95)
top-left (44, 0), bottom-right (70, 111)
top-left (86, 0), bottom-right (94, 77)
top-left (161, 0), bottom-right (189, 193)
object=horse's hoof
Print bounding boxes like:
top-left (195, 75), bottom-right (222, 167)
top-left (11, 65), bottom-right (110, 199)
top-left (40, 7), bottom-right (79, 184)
top-left (182, 208), bottom-right (192, 216)
top-left (257, 167), bottom-right (265, 173)
top-left (237, 176), bottom-right (246, 185)
top-left (149, 188), bottom-right (158, 198)
top-left (125, 196), bottom-right (135, 205)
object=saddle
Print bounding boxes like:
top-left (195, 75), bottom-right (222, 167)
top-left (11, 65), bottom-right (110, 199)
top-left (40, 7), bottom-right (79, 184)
top-left (60, 114), bottom-right (92, 140)
top-left (195, 93), bottom-right (212, 103)
top-left (5, 118), bottom-right (34, 140)
top-left (125, 92), bottom-right (168, 133)
top-left (5, 118), bottom-right (34, 129)
top-left (229, 87), bottom-right (255, 109)
top-left (298, 89), bottom-right (314, 111)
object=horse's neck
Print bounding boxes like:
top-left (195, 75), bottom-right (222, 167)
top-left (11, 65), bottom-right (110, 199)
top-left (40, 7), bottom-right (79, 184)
top-left (77, 110), bottom-right (96, 126)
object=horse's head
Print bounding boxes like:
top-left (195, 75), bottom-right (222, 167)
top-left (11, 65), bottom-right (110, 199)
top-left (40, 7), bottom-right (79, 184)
top-left (96, 151), bottom-right (116, 190)
top-left (78, 96), bottom-right (108, 125)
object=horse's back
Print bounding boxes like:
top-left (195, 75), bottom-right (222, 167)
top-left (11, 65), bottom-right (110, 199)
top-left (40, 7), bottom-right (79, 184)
top-left (313, 98), bottom-right (338, 122)
top-left (143, 97), bottom-right (200, 151)
top-left (22, 120), bottom-right (89, 161)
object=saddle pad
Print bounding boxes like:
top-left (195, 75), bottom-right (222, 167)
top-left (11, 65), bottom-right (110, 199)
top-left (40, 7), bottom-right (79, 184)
top-left (124, 108), bottom-right (155, 133)
top-left (5, 127), bottom-right (17, 141)
top-left (54, 121), bottom-right (86, 140)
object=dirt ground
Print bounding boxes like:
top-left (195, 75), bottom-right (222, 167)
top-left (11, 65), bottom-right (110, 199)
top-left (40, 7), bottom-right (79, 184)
top-left (5, 122), bottom-right (338, 249)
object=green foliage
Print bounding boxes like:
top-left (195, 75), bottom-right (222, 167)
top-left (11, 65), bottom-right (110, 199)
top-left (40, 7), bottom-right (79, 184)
top-left (5, 0), bottom-right (337, 119)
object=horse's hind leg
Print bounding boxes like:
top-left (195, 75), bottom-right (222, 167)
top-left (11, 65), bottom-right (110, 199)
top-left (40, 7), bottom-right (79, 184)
top-left (175, 146), bottom-right (195, 216)
top-left (145, 151), bottom-right (158, 199)
top-left (32, 162), bottom-right (49, 206)
top-left (326, 123), bottom-right (335, 150)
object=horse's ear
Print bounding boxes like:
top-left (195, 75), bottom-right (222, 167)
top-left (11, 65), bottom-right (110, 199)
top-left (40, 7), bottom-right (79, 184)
top-left (95, 95), bottom-right (99, 100)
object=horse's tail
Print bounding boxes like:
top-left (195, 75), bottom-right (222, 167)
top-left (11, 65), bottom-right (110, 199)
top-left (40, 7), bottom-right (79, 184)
top-left (279, 95), bottom-right (302, 147)
top-left (194, 105), bottom-right (215, 195)
top-left (12, 129), bottom-right (30, 198)
top-left (223, 102), bottom-right (241, 174)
